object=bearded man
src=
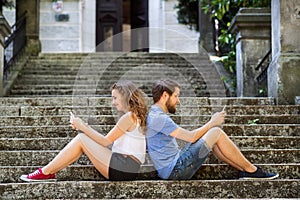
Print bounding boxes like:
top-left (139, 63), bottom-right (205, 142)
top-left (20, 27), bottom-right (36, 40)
top-left (146, 79), bottom-right (278, 180)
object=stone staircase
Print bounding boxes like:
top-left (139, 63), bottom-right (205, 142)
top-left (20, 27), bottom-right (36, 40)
top-left (0, 53), bottom-right (299, 199)
top-left (7, 52), bottom-right (226, 97)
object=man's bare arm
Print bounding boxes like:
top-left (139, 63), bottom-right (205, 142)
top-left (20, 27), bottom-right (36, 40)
top-left (170, 111), bottom-right (226, 143)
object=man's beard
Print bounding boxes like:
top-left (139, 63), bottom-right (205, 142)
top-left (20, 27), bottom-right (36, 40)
top-left (166, 98), bottom-right (176, 114)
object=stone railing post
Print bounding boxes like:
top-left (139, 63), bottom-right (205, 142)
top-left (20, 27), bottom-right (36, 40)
top-left (268, 0), bottom-right (300, 104)
top-left (229, 8), bottom-right (271, 97)
top-left (0, 15), bottom-right (11, 96)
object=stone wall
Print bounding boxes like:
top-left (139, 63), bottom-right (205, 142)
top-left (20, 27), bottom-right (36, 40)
top-left (40, 0), bottom-right (81, 52)
top-left (81, 0), bottom-right (95, 52)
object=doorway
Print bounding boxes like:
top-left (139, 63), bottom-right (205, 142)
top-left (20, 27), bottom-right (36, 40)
top-left (96, 0), bottom-right (148, 52)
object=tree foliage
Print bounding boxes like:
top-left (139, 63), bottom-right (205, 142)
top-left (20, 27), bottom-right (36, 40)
top-left (2, 0), bottom-right (14, 8)
top-left (176, 0), bottom-right (271, 77)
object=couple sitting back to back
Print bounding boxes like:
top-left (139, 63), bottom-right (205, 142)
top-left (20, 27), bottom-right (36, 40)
top-left (21, 79), bottom-right (278, 182)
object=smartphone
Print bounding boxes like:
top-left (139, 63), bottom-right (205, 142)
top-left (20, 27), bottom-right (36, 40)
top-left (222, 105), bottom-right (226, 112)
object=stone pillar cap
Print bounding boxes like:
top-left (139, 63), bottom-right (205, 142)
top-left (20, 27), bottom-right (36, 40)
top-left (229, 7), bottom-right (271, 33)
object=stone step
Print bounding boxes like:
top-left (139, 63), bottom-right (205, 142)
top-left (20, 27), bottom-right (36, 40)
top-left (1, 164), bottom-right (298, 183)
top-left (15, 73), bottom-right (210, 84)
top-left (20, 68), bottom-right (211, 76)
top-left (15, 73), bottom-right (207, 81)
top-left (35, 53), bottom-right (210, 58)
top-left (30, 53), bottom-right (210, 59)
top-left (1, 149), bottom-right (298, 166)
top-left (34, 52), bottom-right (209, 59)
top-left (0, 105), bottom-right (298, 116)
top-left (24, 61), bottom-right (212, 68)
top-left (22, 64), bottom-right (212, 73)
top-left (8, 89), bottom-right (213, 97)
top-left (13, 78), bottom-right (204, 85)
top-left (27, 60), bottom-right (209, 65)
top-left (0, 115), bottom-right (299, 127)
top-left (1, 124), bottom-right (298, 138)
top-left (14, 77), bottom-right (218, 86)
top-left (1, 136), bottom-right (298, 151)
top-left (1, 179), bottom-right (298, 199)
top-left (13, 83), bottom-right (224, 91)
top-left (0, 97), bottom-right (275, 106)
top-left (22, 62), bottom-right (211, 70)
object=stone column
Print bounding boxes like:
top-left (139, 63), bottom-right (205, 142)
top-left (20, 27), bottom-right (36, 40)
top-left (0, 16), bottom-right (11, 96)
top-left (268, 0), bottom-right (300, 104)
top-left (229, 8), bottom-right (271, 97)
top-left (16, 0), bottom-right (41, 55)
top-left (149, 0), bottom-right (165, 52)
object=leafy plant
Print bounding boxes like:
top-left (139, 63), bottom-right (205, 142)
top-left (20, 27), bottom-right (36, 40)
top-left (176, 0), bottom-right (271, 79)
top-left (248, 118), bottom-right (259, 125)
top-left (2, 0), bottom-right (14, 8)
top-left (175, 0), bottom-right (199, 31)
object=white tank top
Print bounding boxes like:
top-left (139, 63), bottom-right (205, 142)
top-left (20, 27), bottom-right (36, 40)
top-left (112, 123), bottom-right (146, 163)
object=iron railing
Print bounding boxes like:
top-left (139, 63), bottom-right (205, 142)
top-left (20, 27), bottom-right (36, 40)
top-left (255, 49), bottom-right (272, 83)
top-left (3, 11), bottom-right (27, 80)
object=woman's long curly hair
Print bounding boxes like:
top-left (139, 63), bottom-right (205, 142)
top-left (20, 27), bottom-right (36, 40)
top-left (111, 81), bottom-right (148, 134)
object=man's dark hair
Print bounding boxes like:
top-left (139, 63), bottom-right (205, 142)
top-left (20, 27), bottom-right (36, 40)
top-left (152, 79), bottom-right (180, 103)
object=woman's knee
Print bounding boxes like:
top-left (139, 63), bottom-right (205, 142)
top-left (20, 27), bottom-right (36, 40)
top-left (75, 133), bottom-right (93, 144)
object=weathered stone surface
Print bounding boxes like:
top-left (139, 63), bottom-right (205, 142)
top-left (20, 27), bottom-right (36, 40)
top-left (0, 106), bottom-right (19, 116)
top-left (17, 104), bottom-right (299, 116)
top-left (1, 136), bottom-right (298, 151)
top-left (0, 97), bottom-right (89, 106)
top-left (0, 97), bottom-right (277, 106)
top-left (0, 124), bottom-right (298, 138)
top-left (1, 149), bottom-right (298, 166)
top-left (9, 53), bottom-right (231, 97)
top-left (1, 164), bottom-right (298, 183)
top-left (1, 180), bottom-right (299, 199)
top-left (0, 115), bottom-right (298, 127)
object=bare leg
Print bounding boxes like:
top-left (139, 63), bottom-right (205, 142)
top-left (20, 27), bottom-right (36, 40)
top-left (42, 133), bottom-right (112, 179)
top-left (212, 145), bottom-right (243, 171)
top-left (202, 127), bottom-right (256, 173)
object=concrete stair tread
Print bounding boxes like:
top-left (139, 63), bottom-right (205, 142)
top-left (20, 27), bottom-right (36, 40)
top-left (12, 83), bottom-right (215, 89)
top-left (24, 62), bottom-right (212, 67)
top-left (0, 97), bottom-right (276, 106)
top-left (1, 164), bottom-right (299, 183)
top-left (1, 124), bottom-right (299, 138)
top-left (0, 105), bottom-right (298, 116)
top-left (9, 90), bottom-right (215, 97)
top-left (1, 179), bottom-right (299, 199)
top-left (1, 136), bottom-right (298, 150)
top-left (0, 115), bottom-right (299, 126)
top-left (1, 149), bottom-right (298, 166)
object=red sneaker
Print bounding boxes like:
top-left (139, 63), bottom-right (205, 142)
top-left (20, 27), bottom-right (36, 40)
top-left (20, 168), bottom-right (56, 182)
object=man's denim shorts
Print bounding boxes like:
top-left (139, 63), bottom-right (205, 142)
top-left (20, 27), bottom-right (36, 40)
top-left (168, 139), bottom-right (211, 180)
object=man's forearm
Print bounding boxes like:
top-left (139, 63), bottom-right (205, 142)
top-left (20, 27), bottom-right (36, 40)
top-left (191, 121), bottom-right (213, 143)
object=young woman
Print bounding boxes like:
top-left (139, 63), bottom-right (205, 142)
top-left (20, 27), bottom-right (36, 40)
top-left (20, 80), bottom-right (148, 181)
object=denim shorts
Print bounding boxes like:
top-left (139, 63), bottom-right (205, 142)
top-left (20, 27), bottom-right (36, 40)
top-left (168, 139), bottom-right (211, 180)
top-left (109, 153), bottom-right (141, 181)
